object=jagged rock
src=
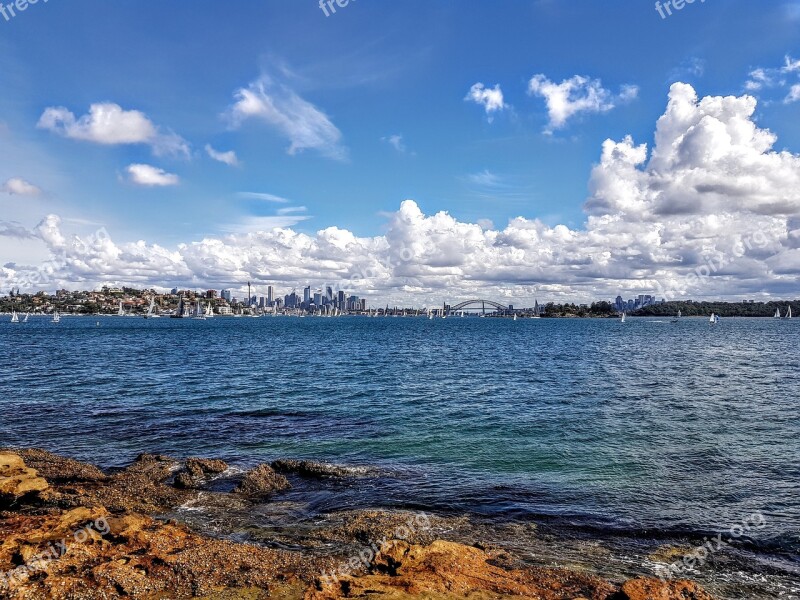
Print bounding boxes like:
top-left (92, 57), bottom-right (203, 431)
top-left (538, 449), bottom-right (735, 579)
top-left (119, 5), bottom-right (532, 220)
top-left (234, 464), bottom-right (291, 496)
top-left (10, 448), bottom-right (107, 483)
top-left (0, 453), bottom-right (48, 506)
top-left (620, 577), bottom-right (715, 600)
top-left (310, 539), bottom-right (620, 599)
top-left (271, 459), bottom-right (362, 479)
top-left (174, 458), bottom-right (229, 489)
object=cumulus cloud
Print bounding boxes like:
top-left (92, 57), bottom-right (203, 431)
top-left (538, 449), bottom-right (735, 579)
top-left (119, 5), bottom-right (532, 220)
top-left (7, 83), bottom-right (800, 304)
top-left (227, 75), bottom-right (346, 160)
top-left (465, 83), bottom-right (508, 122)
top-left (205, 144), bottom-right (240, 166)
top-left (2, 177), bottom-right (42, 196)
top-left (125, 164), bottom-right (180, 187)
top-left (528, 74), bottom-right (638, 132)
top-left (38, 103), bottom-right (190, 158)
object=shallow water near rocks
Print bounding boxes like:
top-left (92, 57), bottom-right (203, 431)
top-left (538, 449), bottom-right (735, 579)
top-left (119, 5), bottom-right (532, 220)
top-left (2, 315), bottom-right (799, 598)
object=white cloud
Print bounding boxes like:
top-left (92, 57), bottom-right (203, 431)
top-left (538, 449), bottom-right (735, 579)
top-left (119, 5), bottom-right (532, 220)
top-left (744, 55), bottom-right (800, 100)
top-left (227, 75), bottom-right (346, 160)
top-left (382, 134), bottom-right (407, 153)
top-left (2, 177), bottom-right (42, 196)
top-left (465, 83), bottom-right (508, 122)
top-left (466, 170), bottom-right (503, 187)
top-left (7, 84), bottom-right (800, 304)
top-left (125, 164), bottom-right (180, 187)
top-left (276, 206), bottom-right (307, 215)
top-left (205, 144), bottom-right (239, 166)
top-left (528, 74), bottom-right (638, 132)
top-left (38, 103), bottom-right (190, 158)
top-left (238, 192), bottom-right (291, 203)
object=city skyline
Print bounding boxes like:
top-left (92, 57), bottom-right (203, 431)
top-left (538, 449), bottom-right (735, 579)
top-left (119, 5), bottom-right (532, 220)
top-left (2, 2), bottom-right (800, 305)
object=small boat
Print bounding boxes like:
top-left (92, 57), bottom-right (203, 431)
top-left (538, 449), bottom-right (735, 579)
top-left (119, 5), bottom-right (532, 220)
top-left (620, 312), bottom-right (626, 323)
top-left (784, 306), bottom-right (792, 319)
top-left (171, 297), bottom-right (186, 319)
top-left (710, 313), bottom-right (719, 325)
top-left (117, 300), bottom-right (125, 317)
top-left (192, 302), bottom-right (206, 320)
top-left (513, 313), bottom-right (517, 321)
top-left (206, 303), bottom-right (214, 318)
top-left (774, 307), bottom-right (781, 319)
top-left (52, 311), bottom-right (60, 323)
top-left (23, 313), bottom-right (29, 323)
top-left (144, 296), bottom-right (160, 319)
top-left (671, 310), bottom-right (681, 323)
top-left (10, 311), bottom-right (19, 323)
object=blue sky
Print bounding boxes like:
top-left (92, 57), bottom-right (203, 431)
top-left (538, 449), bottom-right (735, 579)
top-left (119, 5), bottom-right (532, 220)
top-left (2, 1), bottom-right (800, 303)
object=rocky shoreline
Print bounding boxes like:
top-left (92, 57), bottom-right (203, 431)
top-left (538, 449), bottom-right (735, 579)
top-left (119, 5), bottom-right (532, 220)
top-left (0, 449), bottom-right (715, 599)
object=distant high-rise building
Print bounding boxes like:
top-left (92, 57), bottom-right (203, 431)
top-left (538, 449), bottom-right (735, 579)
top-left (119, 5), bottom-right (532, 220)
top-left (337, 290), bottom-right (346, 309)
top-left (303, 286), bottom-right (311, 306)
top-left (267, 285), bottom-right (274, 305)
top-left (313, 291), bottom-right (322, 307)
top-left (221, 289), bottom-right (232, 302)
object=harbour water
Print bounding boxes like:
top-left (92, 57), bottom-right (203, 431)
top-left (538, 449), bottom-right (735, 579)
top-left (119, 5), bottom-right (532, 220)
top-left (1, 315), bottom-right (798, 597)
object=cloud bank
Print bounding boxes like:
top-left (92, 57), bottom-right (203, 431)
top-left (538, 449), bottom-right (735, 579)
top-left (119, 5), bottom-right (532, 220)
top-left (6, 84), bottom-right (800, 304)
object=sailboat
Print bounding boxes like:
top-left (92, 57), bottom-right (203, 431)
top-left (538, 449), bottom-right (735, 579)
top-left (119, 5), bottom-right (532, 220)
top-left (144, 296), bottom-right (160, 319)
top-left (171, 296), bottom-right (185, 318)
top-left (22, 313), bottom-right (29, 323)
top-left (709, 313), bottom-right (720, 325)
top-left (784, 306), bottom-right (792, 319)
top-left (206, 303), bottom-right (214, 318)
top-left (52, 311), bottom-right (60, 323)
top-left (192, 302), bottom-right (206, 320)
top-left (513, 313), bottom-right (517, 321)
top-left (774, 307), bottom-right (782, 319)
top-left (532, 299), bottom-right (541, 318)
top-left (117, 300), bottom-right (125, 317)
top-left (671, 309), bottom-right (681, 323)
top-left (620, 312), bottom-right (626, 323)
top-left (428, 312), bottom-right (433, 320)
top-left (10, 311), bottom-right (19, 323)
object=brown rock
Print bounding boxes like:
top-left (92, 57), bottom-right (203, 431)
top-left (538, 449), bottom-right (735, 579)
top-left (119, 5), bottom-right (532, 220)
top-left (234, 464), bottom-right (291, 496)
top-left (10, 448), bottom-right (107, 483)
top-left (174, 457), bottom-right (229, 489)
top-left (309, 539), bottom-right (618, 600)
top-left (0, 453), bottom-right (48, 506)
top-left (620, 577), bottom-right (715, 600)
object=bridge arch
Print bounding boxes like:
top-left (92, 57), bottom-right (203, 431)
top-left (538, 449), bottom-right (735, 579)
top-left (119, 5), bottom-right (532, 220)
top-left (450, 299), bottom-right (509, 312)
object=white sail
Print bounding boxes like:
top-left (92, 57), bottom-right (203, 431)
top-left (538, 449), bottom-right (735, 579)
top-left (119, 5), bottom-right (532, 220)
top-left (775, 307), bottom-right (781, 318)
top-left (10, 311), bottom-right (19, 323)
top-left (677, 310), bottom-right (681, 318)
top-left (118, 300), bottom-right (125, 316)
top-left (206, 303), bottom-right (214, 318)
top-left (23, 313), bottom-right (29, 323)
top-left (785, 306), bottom-right (792, 319)
top-left (620, 312), bottom-right (626, 323)
top-left (52, 311), bottom-right (60, 323)
top-left (145, 296), bottom-right (155, 318)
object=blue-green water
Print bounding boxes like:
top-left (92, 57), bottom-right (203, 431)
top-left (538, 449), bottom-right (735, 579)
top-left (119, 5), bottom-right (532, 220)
top-left (1, 315), bottom-right (798, 585)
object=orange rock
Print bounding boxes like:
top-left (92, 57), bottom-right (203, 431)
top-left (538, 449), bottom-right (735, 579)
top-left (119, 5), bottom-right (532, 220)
top-left (620, 577), bottom-right (716, 600)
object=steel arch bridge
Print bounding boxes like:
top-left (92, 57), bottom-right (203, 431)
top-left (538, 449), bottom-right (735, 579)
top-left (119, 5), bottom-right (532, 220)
top-left (450, 299), bottom-right (509, 312)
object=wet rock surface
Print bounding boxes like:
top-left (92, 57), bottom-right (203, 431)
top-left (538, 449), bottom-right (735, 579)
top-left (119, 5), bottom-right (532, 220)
top-left (0, 451), bottom-right (718, 599)
top-left (174, 457), bottom-right (229, 489)
top-left (234, 464), bottom-right (292, 497)
top-left (271, 459), bottom-right (370, 479)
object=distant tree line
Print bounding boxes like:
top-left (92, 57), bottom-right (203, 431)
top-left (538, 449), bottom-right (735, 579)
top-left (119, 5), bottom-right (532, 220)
top-left (633, 301), bottom-right (799, 318)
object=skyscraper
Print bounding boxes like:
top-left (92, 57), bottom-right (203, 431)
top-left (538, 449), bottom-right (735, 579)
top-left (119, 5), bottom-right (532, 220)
top-left (303, 286), bottom-right (311, 306)
top-left (267, 285), bottom-right (274, 306)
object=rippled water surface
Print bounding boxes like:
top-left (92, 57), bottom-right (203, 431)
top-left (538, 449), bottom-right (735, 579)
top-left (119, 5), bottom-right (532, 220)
top-left (1, 315), bottom-right (798, 596)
